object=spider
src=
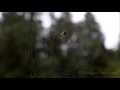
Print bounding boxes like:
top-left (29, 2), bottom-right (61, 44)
top-left (60, 29), bottom-right (66, 38)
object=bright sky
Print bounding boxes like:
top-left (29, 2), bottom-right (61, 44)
top-left (70, 12), bottom-right (120, 50)
top-left (0, 12), bottom-right (119, 50)
top-left (40, 12), bottom-right (120, 50)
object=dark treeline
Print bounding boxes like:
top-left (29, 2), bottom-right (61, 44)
top-left (0, 12), bottom-right (119, 78)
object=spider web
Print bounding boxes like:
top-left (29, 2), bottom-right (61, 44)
top-left (26, 20), bottom-right (93, 78)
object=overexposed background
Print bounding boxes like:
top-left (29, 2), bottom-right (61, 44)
top-left (0, 12), bottom-right (119, 50)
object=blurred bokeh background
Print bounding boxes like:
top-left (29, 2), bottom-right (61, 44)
top-left (0, 12), bottom-right (119, 78)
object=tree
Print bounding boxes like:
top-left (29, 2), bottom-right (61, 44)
top-left (47, 12), bottom-right (106, 77)
top-left (0, 12), bottom-right (43, 78)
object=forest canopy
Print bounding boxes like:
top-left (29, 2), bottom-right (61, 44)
top-left (0, 12), bottom-right (119, 78)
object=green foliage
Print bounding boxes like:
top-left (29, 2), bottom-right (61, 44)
top-left (0, 12), bottom-right (119, 78)
top-left (0, 12), bottom-right (42, 78)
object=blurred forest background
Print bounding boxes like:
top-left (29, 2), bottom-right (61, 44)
top-left (0, 12), bottom-right (119, 78)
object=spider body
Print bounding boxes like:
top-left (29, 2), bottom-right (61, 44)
top-left (60, 29), bottom-right (66, 38)
top-left (61, 31), bottom-right (66, 35)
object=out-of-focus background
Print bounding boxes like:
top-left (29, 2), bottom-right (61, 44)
top-left (0, 12), bottom-right (119, 78)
